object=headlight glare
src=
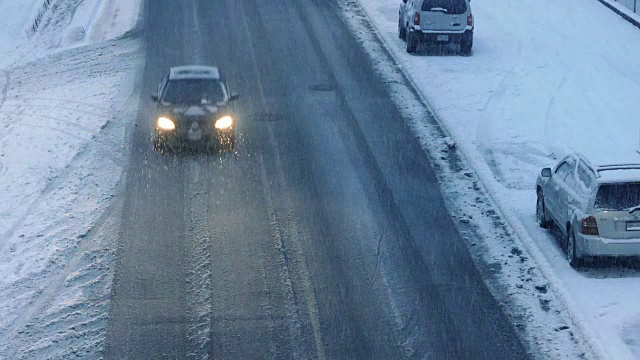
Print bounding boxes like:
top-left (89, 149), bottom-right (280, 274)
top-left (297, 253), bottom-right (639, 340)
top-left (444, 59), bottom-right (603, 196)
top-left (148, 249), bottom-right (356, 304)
top-left (215, 115), bottom-right (234, 129)
top-left (157, 116), bottom-right (175, 130)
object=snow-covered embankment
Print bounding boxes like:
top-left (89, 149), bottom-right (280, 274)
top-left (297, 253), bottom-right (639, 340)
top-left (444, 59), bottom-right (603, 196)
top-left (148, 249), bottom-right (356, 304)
top-left (0, 0), bottom-right (142, 357)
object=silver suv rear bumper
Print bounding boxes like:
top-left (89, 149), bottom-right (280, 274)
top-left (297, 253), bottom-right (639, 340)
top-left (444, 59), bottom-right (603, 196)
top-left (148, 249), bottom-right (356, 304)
top-left (409, 26), bottom-right (473, 43)
top-left (411, 25), bottom-right (473, 34)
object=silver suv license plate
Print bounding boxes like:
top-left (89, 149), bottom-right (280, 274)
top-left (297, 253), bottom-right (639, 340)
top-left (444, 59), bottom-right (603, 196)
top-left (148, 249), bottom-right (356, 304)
top-left (626, 221), bottom-right (640, 231)
top-left (437, 35), bottom-right (449, 42)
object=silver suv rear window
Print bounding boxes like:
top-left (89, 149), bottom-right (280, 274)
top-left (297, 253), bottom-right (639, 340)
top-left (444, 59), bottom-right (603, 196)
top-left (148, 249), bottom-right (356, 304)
top-left (421, 0), bottom-right (467, 14)
top-left (594, 183), bottom-right (640, 210)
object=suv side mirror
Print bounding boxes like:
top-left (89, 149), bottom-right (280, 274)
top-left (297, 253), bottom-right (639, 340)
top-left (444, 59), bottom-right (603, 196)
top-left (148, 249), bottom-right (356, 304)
top-left (541, 167), bottom-right (552, 178)
top-left (229, 93), bottom-right (240, 101)
top-left (151, 94), bottom-right (159, 102)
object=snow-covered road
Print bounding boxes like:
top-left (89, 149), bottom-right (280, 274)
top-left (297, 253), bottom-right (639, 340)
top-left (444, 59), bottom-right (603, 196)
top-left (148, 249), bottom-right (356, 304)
top-left (0, 0), bottom-right (141, 357)
top-left (350, 0), bottom-right (640, 358)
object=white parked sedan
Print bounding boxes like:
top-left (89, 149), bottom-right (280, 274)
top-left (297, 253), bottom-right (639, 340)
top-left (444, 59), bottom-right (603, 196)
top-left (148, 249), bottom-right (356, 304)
top-left (536, 152), bottom-right (640, 268)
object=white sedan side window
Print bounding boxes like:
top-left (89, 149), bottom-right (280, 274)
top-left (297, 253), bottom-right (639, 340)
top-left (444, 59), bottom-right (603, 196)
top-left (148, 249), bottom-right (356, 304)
top-left (577, 163), bottom-right (594, 192)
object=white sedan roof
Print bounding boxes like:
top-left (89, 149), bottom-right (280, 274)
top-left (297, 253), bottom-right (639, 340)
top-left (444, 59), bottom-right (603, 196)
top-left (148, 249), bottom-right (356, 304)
top-left (169, 65), bottom-right (220, 80)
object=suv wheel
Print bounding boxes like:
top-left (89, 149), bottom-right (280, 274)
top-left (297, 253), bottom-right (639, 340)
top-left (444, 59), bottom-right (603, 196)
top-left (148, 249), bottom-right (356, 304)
top-left (398, 19), bottom-right (406, 40)
top-left (406, 31), bottom-right (418, 53)
top-left (567, 227), bottom-right (584, 268)
top-left (536, 192), bottom-right (550, 229)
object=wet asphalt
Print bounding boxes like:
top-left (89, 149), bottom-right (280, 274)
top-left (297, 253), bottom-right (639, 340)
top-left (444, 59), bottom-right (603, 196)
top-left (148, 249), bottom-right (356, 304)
top-left (104, 0), bottom-right (530, 359)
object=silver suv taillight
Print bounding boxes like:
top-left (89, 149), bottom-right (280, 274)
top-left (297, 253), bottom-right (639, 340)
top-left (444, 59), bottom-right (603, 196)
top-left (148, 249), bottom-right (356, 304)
top-left (414, 12), bottom-right (421, 26)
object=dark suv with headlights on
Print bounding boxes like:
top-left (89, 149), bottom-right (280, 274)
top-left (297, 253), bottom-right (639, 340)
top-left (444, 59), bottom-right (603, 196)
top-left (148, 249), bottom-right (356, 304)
top-left (151, 65), bottom-right (239, 153)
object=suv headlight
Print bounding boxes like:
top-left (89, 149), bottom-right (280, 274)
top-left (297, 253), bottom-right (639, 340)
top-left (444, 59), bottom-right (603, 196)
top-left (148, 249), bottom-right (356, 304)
top-left (215, 115), bottom-right (234, 129)
top-left (157, 116), bottom-right (175, 130)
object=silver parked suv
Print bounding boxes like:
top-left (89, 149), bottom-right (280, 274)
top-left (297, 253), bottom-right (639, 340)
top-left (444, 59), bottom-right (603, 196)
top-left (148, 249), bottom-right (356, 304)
top-left (536, 153), bottom-right (640, 268)
top-left (398, 0), bottom-right (474, 55)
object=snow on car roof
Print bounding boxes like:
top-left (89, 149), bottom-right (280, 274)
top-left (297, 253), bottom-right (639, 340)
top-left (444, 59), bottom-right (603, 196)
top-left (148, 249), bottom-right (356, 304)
top-left (588, 152), bottom-right (640, 168)
top-left (596, 168), bottom-right (640, 184)
top-left (592, 159), bottom-right (640, 184)
top-left (169, 65), bottom-right (220, 80)
top-left (571, 152), bottom-right (640, 183)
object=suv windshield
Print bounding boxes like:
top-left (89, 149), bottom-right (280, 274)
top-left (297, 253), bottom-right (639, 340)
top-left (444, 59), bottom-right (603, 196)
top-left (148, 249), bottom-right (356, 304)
top-left (163, 79), bottom-right (225, 104)
top-left (421, 0), bottom-right (467, 14)
top-left (594, 183), bottom-right (640, 210)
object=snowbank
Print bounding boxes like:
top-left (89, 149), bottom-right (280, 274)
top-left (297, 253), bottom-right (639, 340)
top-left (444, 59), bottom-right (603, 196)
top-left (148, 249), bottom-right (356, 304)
top-left (348, 0), bottom-right (640, 358)
top-left (28, 0), bottom-right (143, 50)
top-left (86, 0), bottom-right (144, 43)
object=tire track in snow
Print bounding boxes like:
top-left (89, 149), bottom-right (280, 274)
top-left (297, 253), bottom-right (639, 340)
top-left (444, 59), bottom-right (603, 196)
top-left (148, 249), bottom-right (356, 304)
top-left (474, 38), bottom-right (523, 186)
top-left (0, 105), bottom-right (127, 152)
top-left (0, 195), bottom-right (123, 358)
top-left (258, 154), bottom-right (320, 360)
top-left (476, 34), bottom-right (571, 187)
top-left (1, 106), bottom-right (97, 132)
top-left (7, 96), bottom-right (111, 111)
top-left (0, 91), bottom-right (127, 158)
top-left (0, 111), bottom-right (126, 172)
top-left (0, 70), bottom-right (9, 180)
top-left (29, 0), bottom-right (58, 35)
top-left (0, 67), bottom-right (108, 145)
top-left (543, 70), bottom-right (571, 159)
top-left (0, 117), bottom-right (125, 252)
top-left (0, 82), bottom-right (120, 186)
top-left (0, 91), bottom-right (131, 345)
top-left (3, 101), bottom-right (105, 118)
top-left (0, 43), bottom-right (140, 357)
top-left (1, 70), bottom-right (9, 109)
top-left (185, 159), bottom-right (213, 360)
top-left (181, 2), bottom-right (213, 357)
top-left (0, 44), bottom-right (135, 251)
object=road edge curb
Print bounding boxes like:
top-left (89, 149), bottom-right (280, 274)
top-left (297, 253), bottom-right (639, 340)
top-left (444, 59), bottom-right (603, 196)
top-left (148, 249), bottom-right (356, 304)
top-left (597, 0), bottom-right (640, 29)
